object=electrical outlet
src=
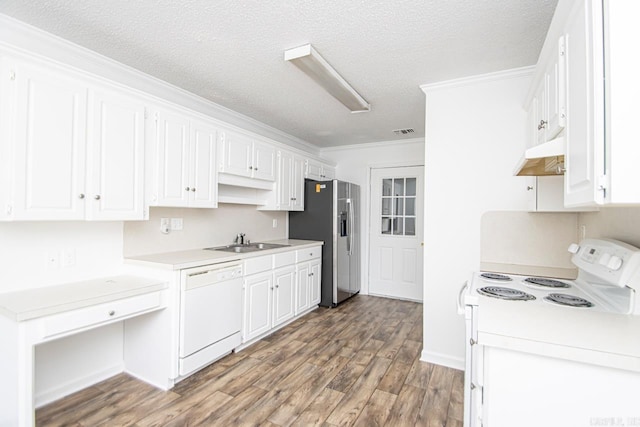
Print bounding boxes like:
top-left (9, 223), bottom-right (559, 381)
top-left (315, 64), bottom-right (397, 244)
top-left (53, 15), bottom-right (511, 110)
top-left (160, 218), bottom-right (170, 234)
top-left (171, 218), bottom-right (183, 231)
top-left (62, 249), bottom-right (76, 268)
top-left (272, 219), bottom-right (278, 228)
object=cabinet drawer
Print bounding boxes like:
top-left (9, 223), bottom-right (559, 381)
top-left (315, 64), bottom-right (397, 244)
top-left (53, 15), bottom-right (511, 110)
top-left (244, 255), bottom-right (273, 275)
top-left (274, 250), bottom-right (296, 268)
top-left (43, 292), bottom-right (163, 339)
top-left (296, 246), bottom-right (322, 263)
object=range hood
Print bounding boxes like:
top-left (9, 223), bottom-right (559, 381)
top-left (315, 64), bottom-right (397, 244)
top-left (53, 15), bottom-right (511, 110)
top-left (513, 137), bottom-right (565, 176)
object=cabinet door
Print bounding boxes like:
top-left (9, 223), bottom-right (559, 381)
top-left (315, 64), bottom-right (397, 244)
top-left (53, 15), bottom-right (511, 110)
top-left (253, 140), bottom-right (277, 181)
top-left (309, 260), bottom-right (322, 306)
top-left (87, 87), bottom-right (145, 220)
top-left (305, 159), bottom-right (323, 180)
top-left (273, 266), bottom-right (296, 327)
top-left (155, 109), bottom-right (190, 206)
top-left (545, 36), bottom-right (567, 140)
top-left (321, 164), bottom-right (336, 180)
top-left (291, 156), bottom-right (305, 211)
top-left (219, 131), bottom-right (252, 178)
top-left (564, 0), bottom-right (605, 207)
top-left (7, 57), bottom-right (87, 220)
top-left (295, 262), bottom-right (310, 315)
top-left (243, 272), bottom-right (273, 342)
top-left (277, 151), bottom-right (293, 209)
top-left (535, 81), bottom-right (547, 145)
top-left (189, 119), bottom-right (218, 208)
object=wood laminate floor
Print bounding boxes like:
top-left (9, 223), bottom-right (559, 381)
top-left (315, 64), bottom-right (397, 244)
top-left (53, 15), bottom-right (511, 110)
top-left (36, 295), bottom-right (463, 427)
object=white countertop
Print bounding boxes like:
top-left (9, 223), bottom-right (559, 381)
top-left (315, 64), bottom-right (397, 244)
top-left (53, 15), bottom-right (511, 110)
top-left (0, 276), bottom-right (168, 322)
top-left (123, 239), bottom-right (324, 270)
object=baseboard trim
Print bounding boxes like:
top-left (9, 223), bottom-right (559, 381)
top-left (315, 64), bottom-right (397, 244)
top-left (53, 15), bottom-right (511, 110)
top-left (35, 363), bottom-right (124, 408)
top-left (420, 349), bottom-right (465, 371)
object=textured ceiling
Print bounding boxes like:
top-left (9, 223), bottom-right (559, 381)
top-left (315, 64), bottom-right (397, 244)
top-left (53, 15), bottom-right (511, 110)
top-left (0, 0), bottom-right (557, 147)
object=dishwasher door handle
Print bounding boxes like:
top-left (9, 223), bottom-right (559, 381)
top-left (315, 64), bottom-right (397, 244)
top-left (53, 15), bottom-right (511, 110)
top-left (457, 281), bottom-right (469, 315)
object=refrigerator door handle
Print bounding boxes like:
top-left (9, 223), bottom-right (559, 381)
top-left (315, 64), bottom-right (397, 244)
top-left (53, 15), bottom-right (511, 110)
top-left (346, 198), bottom-right (353, 255)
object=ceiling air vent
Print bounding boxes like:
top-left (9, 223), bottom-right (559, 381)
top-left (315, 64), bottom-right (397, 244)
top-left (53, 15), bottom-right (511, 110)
top-left (393, 128), bottom-right (415, 136)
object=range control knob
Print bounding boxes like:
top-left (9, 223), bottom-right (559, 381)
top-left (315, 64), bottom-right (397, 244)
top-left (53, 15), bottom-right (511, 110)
top-left (607, 256), bottom-right (623, 271)
top-left (568, 243), bottom-right (580, 254)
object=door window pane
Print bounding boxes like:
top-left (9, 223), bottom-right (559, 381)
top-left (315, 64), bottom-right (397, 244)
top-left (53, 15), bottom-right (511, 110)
top-left (394, 179), bottom-right (404, 196)
top-left (405, 198), bottom-right (415, 216)
top-left (382, 198), bottom-right (391, 215)
top-left (406, 178), bottom-right (416, 196)
top-left (405, 218), bottom-right (416, 236)
top-left (394, 197), bottom-right (403, 215)
top-left (382, 179), bottom-right (392, 196)
top-left (381, 217), bottom-right (392, 234)
top-left (393, 218), bottom-right (403, 235)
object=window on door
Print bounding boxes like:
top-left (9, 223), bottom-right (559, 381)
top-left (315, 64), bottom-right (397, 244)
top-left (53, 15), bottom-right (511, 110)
top-left (380, 177), bottom-right (416, 236)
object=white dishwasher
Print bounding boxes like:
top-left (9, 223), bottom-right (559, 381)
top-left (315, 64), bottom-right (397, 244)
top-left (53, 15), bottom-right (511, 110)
top-left (179, 261), bottom-right (243, 376)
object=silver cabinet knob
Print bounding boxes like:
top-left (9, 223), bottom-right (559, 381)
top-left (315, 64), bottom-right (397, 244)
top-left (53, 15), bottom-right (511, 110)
top-left (108, 310), bottom-right (115, 316)
top-left (470, 383), bottom-right (476, 390)
top-left (78, 193), bottom-right (85, 199)
top-left (254, 167), bottom-right (258, 171)
top-left (191, 188), bottom-right (196, 192)
top-left (538, 120), bottom-right (547, 130)
top-left (527, 186), bottom-right (534, 191)
top-left (470, 338), bottom-right (477, 346)
top-left (94, 195), bottom-right (101, 200)
top-left (275, 284), bottom-right (279, 288)
top-left (249, 166), bottom-right (253, 170)
top-left (185, 187), bottom-right (190, 191)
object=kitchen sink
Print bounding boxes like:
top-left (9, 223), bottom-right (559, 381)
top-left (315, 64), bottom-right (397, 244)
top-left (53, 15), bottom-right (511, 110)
top-left (204, 242), bottom-right (290, 253)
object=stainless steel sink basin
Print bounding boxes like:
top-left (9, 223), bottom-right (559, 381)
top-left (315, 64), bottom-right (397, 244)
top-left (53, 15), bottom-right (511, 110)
top-left (204, 242), bottom-right (290, 253)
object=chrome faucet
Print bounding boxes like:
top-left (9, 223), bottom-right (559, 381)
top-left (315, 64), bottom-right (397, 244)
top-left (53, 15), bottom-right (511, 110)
top-left (235, 233), bottom-right (246, 245)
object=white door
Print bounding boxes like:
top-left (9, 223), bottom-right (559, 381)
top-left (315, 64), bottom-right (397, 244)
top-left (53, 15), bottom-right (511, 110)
top-left (155, 109), bottom-right (190, 206)
top-left (272, 266), bottom-right (295, 327)
top-left (219, 131), bottom-right (253, 178)
top-left (291, 156), bottom-right (305, 211)
top-left (189, 119), bottom-right (218, 208)
top-left (253, 140), bottom-right (277, 181)
top-left (277, 150), bottom-right (293, 210)
top-left (87, 87), bottom-right (145, 220)
top-left (309, 260), bottom-right (321, 306)
top-left (243, 272), bottom-right (272, 342)
top-left (9, 57), bottom-right (87, 220)
top-left (369, 166), bottom-right (424, 301)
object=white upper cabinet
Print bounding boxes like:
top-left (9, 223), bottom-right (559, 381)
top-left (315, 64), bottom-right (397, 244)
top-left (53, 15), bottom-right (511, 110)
top-left (218, 131), bottom-right (276, 181)
top-left (563, 0), bottom-right (605, 207)
top-left (274, 150), bottom-right (304, 211)
top-left (0, 54), bottom-right (145, 221)
top-left (87, 87), bottom-right (145, 220)
top-left (529, 35), bottom-right (567, 147)
top-left (150, 107), bottom-right (218, 208)
top-left (305, 159), bottom-right (335, 181)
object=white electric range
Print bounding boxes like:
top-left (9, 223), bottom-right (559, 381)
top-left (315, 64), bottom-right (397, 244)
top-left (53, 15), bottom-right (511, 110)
top-left (458, 238), bottom-right (640, 427)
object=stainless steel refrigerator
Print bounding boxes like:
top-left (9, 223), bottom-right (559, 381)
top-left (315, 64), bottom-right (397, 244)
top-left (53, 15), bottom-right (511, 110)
top-left (289, 179), bottom-right (360, 307)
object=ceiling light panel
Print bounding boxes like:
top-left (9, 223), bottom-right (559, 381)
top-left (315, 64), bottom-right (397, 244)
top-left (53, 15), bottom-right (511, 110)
top-left (284, 44), bottom-right (370, 113)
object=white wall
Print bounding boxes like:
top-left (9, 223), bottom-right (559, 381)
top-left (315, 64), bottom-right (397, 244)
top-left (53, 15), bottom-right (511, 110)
top-left (123, 204), bottom-right (288, 256)
top-left (421, 68), bottom-right (534, 369)
top-left (321, 139), bottom-right (425, 295)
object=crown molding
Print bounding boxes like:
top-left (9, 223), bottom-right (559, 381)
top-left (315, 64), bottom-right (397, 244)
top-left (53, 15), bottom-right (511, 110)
top-left (420, 66), bottom-right (535, 93)
top-left (0, 13), bottom-right (320, 155)
top-left (320, 137), bottom-right (424, 153)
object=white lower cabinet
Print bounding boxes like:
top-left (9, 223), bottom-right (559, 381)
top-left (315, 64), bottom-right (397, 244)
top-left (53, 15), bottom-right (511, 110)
top-left (242, 245), bottom-right (322, 343)
top-left (242, 271), bottom-right (273, 343)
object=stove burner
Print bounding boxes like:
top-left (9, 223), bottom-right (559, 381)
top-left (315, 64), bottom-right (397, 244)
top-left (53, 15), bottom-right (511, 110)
top-left (524, 277), bottom-right (570, 288)
top-left (480, 273), bottom-right (512, 281)
top-left (544, 293), bottom-right (594, 308)
top-left (477, 286), bottom-right (536, 301)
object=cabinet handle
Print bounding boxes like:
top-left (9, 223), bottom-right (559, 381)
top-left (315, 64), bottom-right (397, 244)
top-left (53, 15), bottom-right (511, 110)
top-left (537, 120), bottom-right (547, 130)
top-left (108, 310), bottom-right (115, 316)
top-left (249, 166), bottom-right (253, 170)
top-left (270, 286), bottom-right (274, 290)
top-left (94, 195), bottom-right (101, 200)
top-left (78, 193), bottom-right (85, 199)
top-left (185, 187), bottom-right (191, 191)
top-left (191, 188), bottom-right (196, 192)
top-left (470, 338), bottom-right (477, 346)
top-left (275, 284), bottom-right (279, 288)
top-left (470, 383), bottom-right (476, 390)
top-left (254, 167), bottom-right (258, 171)
top-left (527, 186), bottom-right (534, 191)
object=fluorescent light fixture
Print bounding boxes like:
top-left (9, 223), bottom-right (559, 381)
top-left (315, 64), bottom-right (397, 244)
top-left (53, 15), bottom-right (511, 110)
top-left (284, 44), bottom-right (370, 113)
